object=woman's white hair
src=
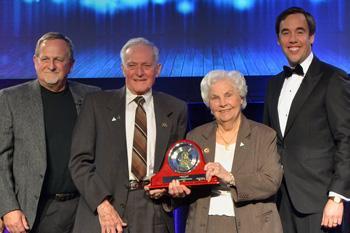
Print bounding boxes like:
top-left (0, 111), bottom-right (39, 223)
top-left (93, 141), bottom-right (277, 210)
top-left (200, 70), bottom-right (248, 109)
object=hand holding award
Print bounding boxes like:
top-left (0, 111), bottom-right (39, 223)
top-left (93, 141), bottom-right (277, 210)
top-left (149, 139), bottom-right (219, 189)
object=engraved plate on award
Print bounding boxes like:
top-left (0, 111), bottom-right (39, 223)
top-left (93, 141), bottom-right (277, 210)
top-left (149, 139), bottom-right (219, 189)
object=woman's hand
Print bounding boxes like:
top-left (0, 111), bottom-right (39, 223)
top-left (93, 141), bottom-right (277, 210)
top-left (168, 180), bottom-right (191, 198)
top-left (204, 162), bottom-right (234, 185)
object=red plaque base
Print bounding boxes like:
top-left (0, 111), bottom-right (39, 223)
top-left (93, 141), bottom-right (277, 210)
top-left (150, 139), bottom-right (219, 189)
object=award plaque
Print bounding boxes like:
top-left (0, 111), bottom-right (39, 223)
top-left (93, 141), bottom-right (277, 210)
top-left (149, 139), bottom-right (219, 189)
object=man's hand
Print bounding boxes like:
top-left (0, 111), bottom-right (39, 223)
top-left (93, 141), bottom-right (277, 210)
top-left (97, 200), bottom-right (127, 233)
top-left (321, 198), bottom-right (344, 228)
top-left (168, 180), bottom-right (191, 198)
top-left (3, 210), bottom-right (29, 233)
top-left (144, 185), bottom-right (167, 199)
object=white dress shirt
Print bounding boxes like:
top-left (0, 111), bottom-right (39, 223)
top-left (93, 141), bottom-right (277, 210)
top-left (208, 143), bottom-right (236, 216)
top-left (125, 88), bottom-right (156, 180)
top-left (278, 52), bottom-right (313, 137)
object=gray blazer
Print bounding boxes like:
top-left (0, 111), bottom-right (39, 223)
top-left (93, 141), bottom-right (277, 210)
top-left (69, 87), bottom-right (188, 233)
top-left (0, 80), bottom-right (100, 227)
top-left (185, 115), bottom-right (283, 233)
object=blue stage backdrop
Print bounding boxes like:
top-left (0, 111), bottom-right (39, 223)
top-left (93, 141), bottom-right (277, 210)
top-left (1, 1), bottom-right (350, 233)
top-left (0, 0), bottom-right (349, 79)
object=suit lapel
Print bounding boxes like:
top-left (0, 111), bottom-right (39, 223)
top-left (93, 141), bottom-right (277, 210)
top-left (232, 115), bottom-right (251, 174)
top-left (68, 81), bottom-right (84, 114)
top-left (199, 122), bottom-right (217, 164)
top-left (106, 88), bottom-right (128, 174)
top-left (28, 81), bottom-right (47, 165)
top-left (270, 73), bottom-right (285, 140)
top-left (153, 92), bottom-right (174, 171)
top-left (284, 57), bottom-right (323, 136)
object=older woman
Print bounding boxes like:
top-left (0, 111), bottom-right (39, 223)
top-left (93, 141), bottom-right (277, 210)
top-left (169, 70), bottom-right (283, 233)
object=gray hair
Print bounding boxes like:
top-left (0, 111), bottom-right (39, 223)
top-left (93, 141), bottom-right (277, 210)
top-left (120, 37), bottom-right (159, 65)
top-left (200, 70), bottom-right (248, 109)
top-left (34, 32), bottom-right (74, 61)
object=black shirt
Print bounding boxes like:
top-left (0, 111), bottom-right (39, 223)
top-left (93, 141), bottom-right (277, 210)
top-left (40, 85), bottom-right (77, 195)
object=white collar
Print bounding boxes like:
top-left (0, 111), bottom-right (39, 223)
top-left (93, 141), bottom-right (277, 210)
top-left (126, 87), bottom-right (152, 106)
top-left (298, 52), bottom-right (314, 76)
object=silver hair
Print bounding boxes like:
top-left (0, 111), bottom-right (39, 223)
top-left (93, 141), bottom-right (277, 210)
top-left (120, 37), bottom-right (159, 65)
top-left (200, 70), bottom-right (248, 109)
top-left (34, 32), bottom-right (74, 61)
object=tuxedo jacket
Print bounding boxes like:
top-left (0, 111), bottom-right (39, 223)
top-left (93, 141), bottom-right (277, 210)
top-left (263, 56), bottom-right (350, 213)
top-left (0, 80), bottom-right (100, 226)
top-left (184, 115), bottom-right (283, 233)
top-left (69, 87), bottom-right (188, 233)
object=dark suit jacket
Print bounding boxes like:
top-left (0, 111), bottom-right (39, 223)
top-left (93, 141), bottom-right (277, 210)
top-left (69, 87), bottom-right (188, 233)
top-left (185, 115), bottom-right (283, 233)
top-left (0, 80), bottom-right (100, 227)
top-left (263, 56), bottom-right (350, 214)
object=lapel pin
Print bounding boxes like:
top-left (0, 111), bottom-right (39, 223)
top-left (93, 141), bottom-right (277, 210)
top-left (161, 122), bottom-right (168, 128)
top-left (112, 117), bottom-right (117, 121)
top-left (240, 142), bottom-right (244, 147)
top-left (203, 148), bottom-right (210, 153)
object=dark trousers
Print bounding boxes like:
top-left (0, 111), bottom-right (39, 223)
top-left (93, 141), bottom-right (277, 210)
top-left (30, 196), bottom-right (79, 233)
top-left (122, 189), bottom-right (171, 233)
top-left (279, 181), bottom-right (342, 233)
top-left (343, 203), bottom-right (350, 233)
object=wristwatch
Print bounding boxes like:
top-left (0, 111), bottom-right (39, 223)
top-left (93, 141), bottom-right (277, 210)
top-left (330, 196), bottom-right (343, 204)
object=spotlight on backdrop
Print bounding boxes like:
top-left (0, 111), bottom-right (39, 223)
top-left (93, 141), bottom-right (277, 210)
top-left (177, 0), bottom-right (195, 14)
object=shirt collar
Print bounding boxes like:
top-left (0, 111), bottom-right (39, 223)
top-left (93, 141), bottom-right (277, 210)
top-left (299, 52), bottom-right (313, 76)
top-left (126, 87), bottom-right (153, 106)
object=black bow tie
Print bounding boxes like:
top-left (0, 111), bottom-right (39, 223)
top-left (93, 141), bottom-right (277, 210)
top-left (283, 64), bottom-right (304, 77)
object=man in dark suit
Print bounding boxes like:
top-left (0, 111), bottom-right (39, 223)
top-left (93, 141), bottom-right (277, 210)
top-left (263, 7), bottom-right (350, 233)
top-left (69, 37), bottom-right (188, 233)
top-left (0, 32), bottom-right (100, 233)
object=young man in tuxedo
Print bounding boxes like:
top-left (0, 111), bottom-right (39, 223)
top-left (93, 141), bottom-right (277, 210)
top-left (264, 7), bottom-right (350, 233)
